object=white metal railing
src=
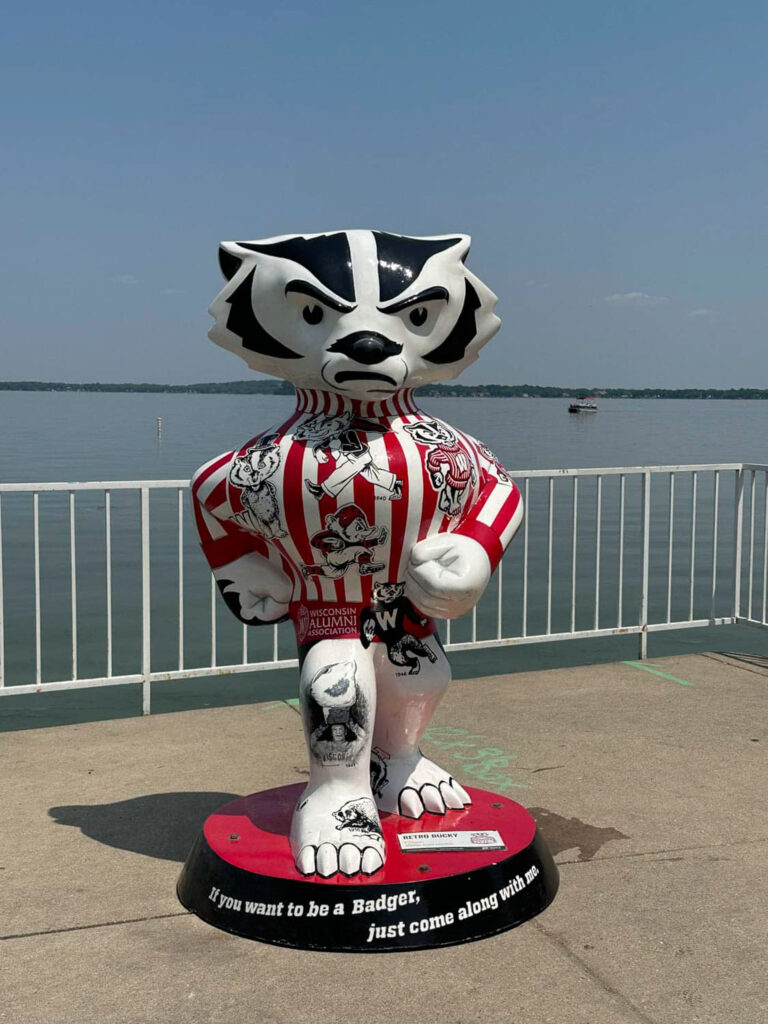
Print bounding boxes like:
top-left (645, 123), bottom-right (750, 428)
top-left (1, 463), bottom-right (767, 714)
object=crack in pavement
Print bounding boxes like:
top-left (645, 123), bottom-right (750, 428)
top-left (554, 835), bottom-right (768, 865)
top-left (1, 911), bottom-right (191, 942)
top-left (702, 651), bottom-right (768, 680)
top-left (534, 919), bottom-right (661, 1024)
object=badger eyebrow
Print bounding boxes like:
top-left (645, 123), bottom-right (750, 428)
top-left (285, 280), bottom-right (356, 313)
top-left (378, 286), bottom-right (449, 314)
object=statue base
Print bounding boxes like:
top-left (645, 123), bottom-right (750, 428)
top-left (177, 784), bottom-right (558, 952)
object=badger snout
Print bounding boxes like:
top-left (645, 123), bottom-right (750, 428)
top-left (328, 332), bottom-right (402, 365)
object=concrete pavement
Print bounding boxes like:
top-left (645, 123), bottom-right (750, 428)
top-left (1, 652), bottom-right (765, 1023)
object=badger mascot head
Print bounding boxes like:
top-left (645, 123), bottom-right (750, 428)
top-left (208, 230), bottom-right (500, 398)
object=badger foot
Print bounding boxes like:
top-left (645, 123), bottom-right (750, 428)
top-left (372, 754), bottom-right (471, 819)
top-left (290, 787), bottom-right (385, 878)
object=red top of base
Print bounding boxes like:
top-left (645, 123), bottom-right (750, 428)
top-left (203, 785), bottom-right (535, 886)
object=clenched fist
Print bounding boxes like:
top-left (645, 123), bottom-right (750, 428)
top-left (404, 534), bottom-right (491, 620)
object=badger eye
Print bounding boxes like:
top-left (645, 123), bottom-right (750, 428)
top-left (409, 307), bottom-right (428, 327)
top-left (303, 304), bottom-right (324, 325)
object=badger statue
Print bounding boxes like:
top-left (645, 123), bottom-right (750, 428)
top-left (192, 231), bottom-right (522, 879)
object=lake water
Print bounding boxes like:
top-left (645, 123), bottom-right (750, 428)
top-left (1, 391), bottom-right (767, 730)
top-left (2, 390), bottom-right (766, 482)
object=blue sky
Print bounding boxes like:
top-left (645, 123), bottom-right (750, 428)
top-left (2, 0), bottom-right (766, 387)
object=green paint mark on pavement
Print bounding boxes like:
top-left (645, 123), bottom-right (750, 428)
top-left (422, 725), bottom-right (529, 791)
top-left (285, 697), bottom-right (300, 709)
top-left (622, 661), bottom-right (695, 687)
top-left (258, 700), bottom-right (285, 711)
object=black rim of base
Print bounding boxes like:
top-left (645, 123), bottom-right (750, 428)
top-left (177, 829), bottom-right (559, 953)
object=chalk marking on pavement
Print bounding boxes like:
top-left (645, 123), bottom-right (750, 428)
top-left (422, 725), bottom-right (529, 791)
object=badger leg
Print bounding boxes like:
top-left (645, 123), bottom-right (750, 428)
top-left (290, 638), bottom-right (384, 879)
top-left (370, 636), bottom-right (471, 819)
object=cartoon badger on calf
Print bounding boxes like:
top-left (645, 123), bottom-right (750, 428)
top-left (192, 230), bottom-right (522, 878)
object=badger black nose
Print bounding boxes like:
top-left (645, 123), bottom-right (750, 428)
top-left (328, 332), bottom-right (402, 365)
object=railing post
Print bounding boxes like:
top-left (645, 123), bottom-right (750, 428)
top-left (638, 471), bottom-right (651, 659)
top-left (69, 491), bottom-right (78, 681)
top-left (0, 496), bottom-right (4, 689)
top-left (141, 487), bottom-right (151, 715)
top-left (546, 477), bottom-right (554, 635)
top-left (34, 493), bottom-right (41, 687)
top-left (747, 469), bottom-right (756, 620)
top-left (522, 478), bottom-right (529, 638)
top-left (732, 467), bottom-right (744, 620)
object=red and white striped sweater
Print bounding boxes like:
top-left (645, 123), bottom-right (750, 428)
top-left (192, 388), bottom-right (522, 640)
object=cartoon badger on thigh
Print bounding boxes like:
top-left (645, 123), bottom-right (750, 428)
top-left (360, 581), bottom-right (438, 675)
top-left (192, 231), bottom-right (523, 878)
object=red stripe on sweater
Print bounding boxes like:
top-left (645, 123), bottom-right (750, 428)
top-left (275, 404), bottom-right (312, 601)
top-left (383, 425), bottom-right (408, 583)
top-left (486, 482), bottom-right (522, 538)
top-left (353, 425), bottom-right (379, 606)
top-left (411, 418), bottom-right (438, 542)
top-left (192, 451), bottom-right (232, 498)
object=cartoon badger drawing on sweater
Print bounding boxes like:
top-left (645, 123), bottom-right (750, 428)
top-left (192, 230), bottom-right (523, 878)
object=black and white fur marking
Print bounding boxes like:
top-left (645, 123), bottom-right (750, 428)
top-left (208, 230), bottom-right (500, 396)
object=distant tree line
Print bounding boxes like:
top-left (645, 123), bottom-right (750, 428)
top-left (1, 380), bottom-right (767, 400)
top-left (0, 380), bottom-right (295, 395)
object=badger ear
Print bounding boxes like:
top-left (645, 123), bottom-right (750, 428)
top-left (453, 235), bottom-right (471, 264)
top-left (218, 242), bottom-right (244, 281)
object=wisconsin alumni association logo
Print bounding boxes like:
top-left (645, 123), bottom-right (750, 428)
top-left (295, 603), bottom-right (360, 644)
top-left (296, 604), bottom-right (311, 643)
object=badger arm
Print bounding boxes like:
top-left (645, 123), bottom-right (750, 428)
top-left (192, 481), bottom-right (291, 625)
top-left (405, 445), bottom-right (523, 620)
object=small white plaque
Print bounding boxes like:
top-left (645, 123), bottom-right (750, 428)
top-left (397, 830), bottom-right (506, 853)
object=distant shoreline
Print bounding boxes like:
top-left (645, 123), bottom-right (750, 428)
top-left (1, 380), bottom-right (766, 400)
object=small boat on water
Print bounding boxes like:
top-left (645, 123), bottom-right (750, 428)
top-left (568, 397), bottom-right (598, 414)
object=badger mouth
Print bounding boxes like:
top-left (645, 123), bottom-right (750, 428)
top-left (334, 370), bottom-right (397, 386)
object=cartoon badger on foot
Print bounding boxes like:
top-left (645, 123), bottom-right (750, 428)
top-left (191, 230), bottom-right (523, 878)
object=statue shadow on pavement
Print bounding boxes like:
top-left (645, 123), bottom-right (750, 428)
top-left (48, 792), bottom-right (241, 862)
top-left (47, 792), bottom-right (629, 865)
